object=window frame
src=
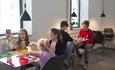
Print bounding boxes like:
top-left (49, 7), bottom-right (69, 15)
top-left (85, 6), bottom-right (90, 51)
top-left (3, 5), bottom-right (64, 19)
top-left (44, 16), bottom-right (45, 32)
top-left (70, 0), bottom-right (81, 29)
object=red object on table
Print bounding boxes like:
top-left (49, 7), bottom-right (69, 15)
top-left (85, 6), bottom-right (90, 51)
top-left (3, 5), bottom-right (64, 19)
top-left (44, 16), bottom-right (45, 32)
top-left (19, 58), bottom-right (28, 65)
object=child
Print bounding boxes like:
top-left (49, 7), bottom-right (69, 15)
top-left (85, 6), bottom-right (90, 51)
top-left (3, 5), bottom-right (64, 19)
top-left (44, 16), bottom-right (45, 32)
top-left (9, 29), bottom-right (29, 50)
top-left (27, 38), bottom-right (55, 70)
top-left (77, 20), bottom-right (94, 69)
top-left (15, 29), bottom-right (29, 50)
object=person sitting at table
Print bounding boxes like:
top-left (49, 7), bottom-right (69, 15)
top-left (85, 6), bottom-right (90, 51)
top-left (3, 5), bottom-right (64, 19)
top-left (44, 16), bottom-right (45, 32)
top-left (27, 38), bottom-right (55, 70)
top-left (49, 28), bottom-right (66, 56)
top-left (9, 29), bottom-right (30, 50)
top-left (77, 20), bottom-right (94, 69)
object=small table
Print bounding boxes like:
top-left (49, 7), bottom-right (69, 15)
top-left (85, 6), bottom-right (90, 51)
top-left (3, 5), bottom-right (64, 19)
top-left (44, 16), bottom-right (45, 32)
top-left (0, 49), bottom-right (39, 70)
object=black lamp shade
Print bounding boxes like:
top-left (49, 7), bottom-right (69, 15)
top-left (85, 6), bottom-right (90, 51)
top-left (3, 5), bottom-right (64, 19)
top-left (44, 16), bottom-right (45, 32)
top-left (100, 12), bottom-right (106, 17)
top-left (21, 10), bottom-right (31, 21)
top-left (71, 12), bottom-right (77, 17)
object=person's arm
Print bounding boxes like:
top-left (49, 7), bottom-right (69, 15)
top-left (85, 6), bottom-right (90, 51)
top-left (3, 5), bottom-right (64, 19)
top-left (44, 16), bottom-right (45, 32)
top-left (8, 37), bottom-right (16, 49)
top-left (89, 31), bottom-right (94, 46)
top-left (61, 31), bottom-right (73, 41)
top-left (77, 29), bottom-right (82, 38)
top-left (65, 32), bottom-right (73, 41)
top-left (76, 30), bottom-right (83, 43)
top-left (30, 50), bottom-right (39, 54)
top-left (27, 46), bottom-right (42, 56)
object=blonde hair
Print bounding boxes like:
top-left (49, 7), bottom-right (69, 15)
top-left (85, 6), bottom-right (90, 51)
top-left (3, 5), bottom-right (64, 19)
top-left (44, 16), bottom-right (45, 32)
top-left (37, 38), bottom-right (50, 52)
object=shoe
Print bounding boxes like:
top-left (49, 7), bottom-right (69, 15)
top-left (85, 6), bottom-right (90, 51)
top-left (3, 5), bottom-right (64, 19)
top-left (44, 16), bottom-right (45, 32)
top-left (79, 60), bottom-right (84, 67)
top-left (83, 63), bottom-right (88, 69)
top-left (64, 60), bottom-right (69, 66)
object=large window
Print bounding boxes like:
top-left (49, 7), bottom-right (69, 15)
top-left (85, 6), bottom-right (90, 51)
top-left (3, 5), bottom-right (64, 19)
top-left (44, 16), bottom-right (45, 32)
top-left (0, 0), bottom-right (20, 35)
top-left (70, 0), bottom-right (89, 28)
top-left (0, 0), bottom-right (32, 37)
top-left (70, 0), bottom-right (80, 28)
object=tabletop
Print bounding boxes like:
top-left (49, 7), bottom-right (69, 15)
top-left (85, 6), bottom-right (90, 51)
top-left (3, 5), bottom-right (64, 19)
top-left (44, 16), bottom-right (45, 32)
top-left (0, 49), bottom-right (39, 68)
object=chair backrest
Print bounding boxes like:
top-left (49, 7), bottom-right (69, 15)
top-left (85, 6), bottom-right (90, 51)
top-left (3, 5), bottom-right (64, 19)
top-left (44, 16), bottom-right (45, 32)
top-left (42, 55), bottom-right (65, 70)
top-left (93, 31), bottom-right (104, 44)
top-left (103, 28), bottom-right (114, 39)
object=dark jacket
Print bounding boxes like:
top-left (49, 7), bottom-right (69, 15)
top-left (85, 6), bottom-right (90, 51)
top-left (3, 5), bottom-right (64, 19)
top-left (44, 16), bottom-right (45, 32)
top-left (60, 30), bottom-right (73, 46)
top-left (49, 39), bottom-right (66, 56)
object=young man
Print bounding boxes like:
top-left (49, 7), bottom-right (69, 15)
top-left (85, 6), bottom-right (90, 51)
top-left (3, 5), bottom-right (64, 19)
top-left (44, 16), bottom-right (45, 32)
top-left (60, 21), bottom-right (74, 64)
top-left (60, 21), bottom-right (73, 45)
top-left (77, 20), bottom-right (94, 68)
top-left (60, 21), bottom-right (82, 65)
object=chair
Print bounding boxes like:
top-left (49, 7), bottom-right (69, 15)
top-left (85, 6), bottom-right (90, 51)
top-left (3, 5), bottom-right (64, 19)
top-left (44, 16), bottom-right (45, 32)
top-left (93, 31), bottom-right (105, 60)
top-left (42, 55), bottom-right (65, 70)
top-left (93, 31), bottom-right (104, 50)
top-left (25, 64), bottom-right (34, 70)
top-left (103, 28), bottom-right (114, 41)
top-left (93, 31), bottom-right (104, 45)
top-left (103, 28), bottom-right (114, 49)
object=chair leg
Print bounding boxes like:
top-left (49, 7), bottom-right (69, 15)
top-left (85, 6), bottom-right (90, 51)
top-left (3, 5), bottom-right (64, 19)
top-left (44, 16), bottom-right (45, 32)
top-left (94, 49), bottom-right (98, 62)
top-left (31, 67), bottom-right (33, 70)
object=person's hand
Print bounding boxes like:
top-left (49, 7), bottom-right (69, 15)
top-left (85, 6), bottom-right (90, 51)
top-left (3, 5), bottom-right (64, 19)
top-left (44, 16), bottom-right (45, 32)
top-left (26, 46), bottom-right (32, 54)
top-left (77, 37), bottom-right (83, 43)
top-left (82, 37), bottom-right (88, 41)
top-left (28, 41), bottom-right (37, 47)
top-left (77, 42), bottom-right (83, 48)
top-left (7, 35), bottom-right (13, 42)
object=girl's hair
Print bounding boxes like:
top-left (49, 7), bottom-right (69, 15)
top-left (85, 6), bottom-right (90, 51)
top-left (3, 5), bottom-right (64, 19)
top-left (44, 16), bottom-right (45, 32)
top-left (50, 28), bottom-right (60, 39)
top-left (37, 38), bottom-right (50, 52)
top-left (17, 29), bottom-right (29, 48)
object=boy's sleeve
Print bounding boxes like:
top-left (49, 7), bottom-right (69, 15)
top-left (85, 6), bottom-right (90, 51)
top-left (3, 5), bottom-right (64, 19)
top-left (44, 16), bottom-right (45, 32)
top-left (89, 31), bottom-right (94, 45)
top-left (65, 32), bottom-right (73, 41)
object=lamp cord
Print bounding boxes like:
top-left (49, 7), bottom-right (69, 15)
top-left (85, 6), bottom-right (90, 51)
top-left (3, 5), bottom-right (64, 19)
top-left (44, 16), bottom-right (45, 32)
top-left (102, 0), bottom-right (104, 12)
top-left (24, 0), bottom-right (26, 8)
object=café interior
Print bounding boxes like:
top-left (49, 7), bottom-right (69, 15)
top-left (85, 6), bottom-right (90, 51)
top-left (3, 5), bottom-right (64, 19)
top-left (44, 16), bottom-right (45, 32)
top-left (0, 0), bottom-right (115, 70)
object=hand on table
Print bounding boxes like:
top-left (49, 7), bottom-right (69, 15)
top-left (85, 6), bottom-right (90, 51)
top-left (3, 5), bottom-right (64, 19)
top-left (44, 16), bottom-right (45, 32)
top-left (28, 41), bottom-right (37, 47)
top-left (26, 46), bottom-right (32, 54)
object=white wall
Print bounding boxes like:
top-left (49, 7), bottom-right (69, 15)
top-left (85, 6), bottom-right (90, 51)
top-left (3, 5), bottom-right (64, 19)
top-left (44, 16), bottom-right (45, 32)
top-left (89, 0), bottom-right (115, 48)
top-left (89, 0), bottom-right (115, 32)
top-left (103, 0), bottom-right (115, 31)
top-left (89, 0), bottom-right (103, 31)
top-left (32, 0), bottom-right (67, 40)
top-left (32, 0), bottom-right (115, 44)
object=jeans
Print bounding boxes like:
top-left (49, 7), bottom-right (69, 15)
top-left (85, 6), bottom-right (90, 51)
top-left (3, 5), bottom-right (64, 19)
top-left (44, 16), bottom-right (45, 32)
top-left (64, 42), bottom-right (75, 63)
top-left (79, 44), bottom-right (92, 63)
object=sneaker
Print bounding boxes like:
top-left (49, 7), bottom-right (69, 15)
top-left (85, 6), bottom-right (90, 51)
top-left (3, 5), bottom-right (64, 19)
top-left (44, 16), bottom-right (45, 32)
top-left (83, 63), bottom-right (88, 69)
top-left (64, 60), bottom-right (69, 66)
top-left (79, 59), bottom-right (84, 67)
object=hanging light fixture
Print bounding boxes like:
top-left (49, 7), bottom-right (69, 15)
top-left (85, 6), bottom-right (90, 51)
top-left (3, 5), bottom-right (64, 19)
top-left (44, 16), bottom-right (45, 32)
top-left (71, 12), bottom-right (77, 17)
top-left (100, 0), bottom-right (106, 17)
top-left (21, 0), bottom-right (31, 21)
top-left (71, 8), bottom-right (77, 17)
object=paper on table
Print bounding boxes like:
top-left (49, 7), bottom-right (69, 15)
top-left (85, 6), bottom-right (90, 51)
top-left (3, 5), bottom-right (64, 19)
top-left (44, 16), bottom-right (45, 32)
top-left (11, 55), bottom-right (21, 67)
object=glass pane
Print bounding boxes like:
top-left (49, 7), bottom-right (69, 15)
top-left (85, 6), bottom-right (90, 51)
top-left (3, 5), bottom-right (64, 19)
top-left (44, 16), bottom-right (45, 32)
top-left (0, 0), bottom-right (20, 34)
top-left (70, 0), bottom-right (80, 28)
